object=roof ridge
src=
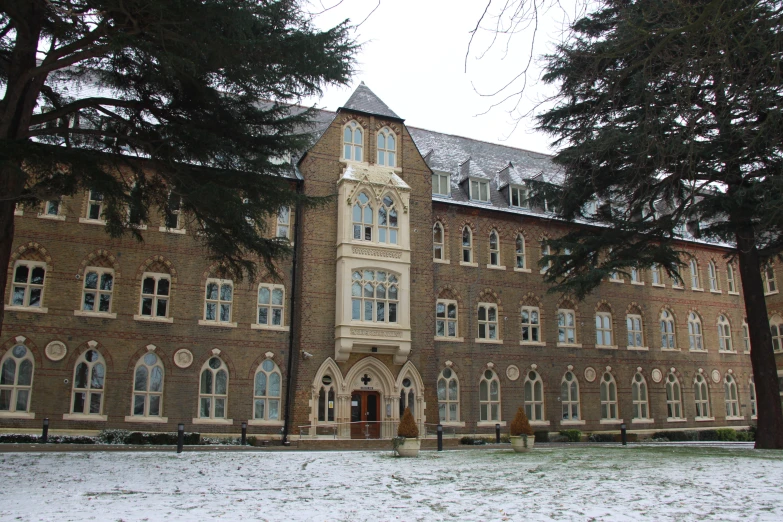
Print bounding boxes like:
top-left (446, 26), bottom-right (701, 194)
top-left (407, 125), bottom-right (552, 157)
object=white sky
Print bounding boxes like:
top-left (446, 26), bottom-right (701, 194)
top-left (304, 0), bottom-right (584, 155)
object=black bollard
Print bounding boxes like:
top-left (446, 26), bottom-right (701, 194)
top-left (41, 418), bottom-right (49, 444)
top-left (495, 423), bottom-right (501, 444)
top-left (177, 423), bottom-right (185, 454)
top-left (437, 424), bottom-right (443, 451)
top-left (620, 423), bottom-right (627, 446)
top-left (241, 421), bottom-right (247, 446)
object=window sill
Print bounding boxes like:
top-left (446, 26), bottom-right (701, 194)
top-left (651, 283), bottom-right (666, 288)
top-left (475, 338), bottom-right (503, 345)
top-left (37, 213), bottom-right (66, 221)
top-left (459, 261), bottom-right (478, 268)
top-left (661, 347), bottom-right (680, 352)
top-left (710, 289), bottom-right (722, 294)
top-left (14, 210), bottom-right (22, 216)
top-left (631, 418), bottom-right (655, 424)
top-left (672, 286), bottom-right (684, 290)
top-left (433, 258), bottom-right (450, 264)
top-left (520, 341), bottom-right (546, 347)
top-left (477, 421), bottom-right (506, 428)
top-left (5, 305), bottom-right (48, 314)
top-left (247, 419), bottom-right (284, 427)
top-left (78, 217), bottom-right (106, 226)
top-left (695, 417), bottom-right (716, 422)
top-left (689, 348), bottom-right (707, 353)
top-left (251, 324), bottom-right (290, 332)
top-left (158, 226), bottom-right (186, 235)
top-left (74, 310), bottom-right (117, 319)
top-left (596, 345), bottom-right (619, 350)
top-left (718, 350), bottom-right (737, 354)
top-left (692, 287), bottom-right (704, 292)
top-left (124, 416), bottom-right (169, 423)
top-left (529, 420), bottom-right (550, 427)
top-left (557, 343), bottom-right (582, 349)
top-left (127, 224), bottom-right (148, 230)
top-left (435, 336), bottom-right (464, 342)
top-left (599, 419), bottom-right (624, 425)
top-left (631, 281), bottom-right (645, 286)
top-left (191, 418), bottom-right (234, 425)
top-left (725, 416), bottom-right (745, 421)
top-left (627, 346), bottom-right (649, 351)
top-left (728, 291), bottom-right (740, 296)
top-left (198, 320), bottom-right (237, 328)
top-left (751, 415), bottom-right (758, 420)
top-left (666, 418), bottom-right (688, 423)
top-left (486, 265), bottom-right (506, 271)
top-left (514, 267), bottom-right (532, 273)
top-left (560, 419), bottom-right (585, 426)
top-left (134, 315), bottom-right (174, 324)
top-left (439, 421), bottom-right (466, 428)
top-left (63, 413), bottom-right (107, 421)
top-left (609, 279), bottom-right (624, 284)
top-left (0, 411), bottom-right (35, 419)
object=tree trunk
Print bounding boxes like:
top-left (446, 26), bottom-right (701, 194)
top-left (0, 162), bottom-right (26, 339)
top-left (736, 230), bottom-right (783, 449)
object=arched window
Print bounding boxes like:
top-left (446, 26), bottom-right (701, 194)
top-left (660, 310), bottom-right (676, 349)
top-left (352, 192), bottom-right (373, 241)
top-left (377, 195), bottom-right (398, 244)
top-left (477, 303), bottom-right (498, 340)
top-left (515, 234), bottom-right (526, 269)
top-left (742, 321), bottom-right (750, 353)
top-left (626, 313), bottom-right (644, 348)
top-left (254, 359), bottom-right (281, 421)
top-left (595, 311), bottom-right (613, 346)
top-left (71, 349), bottom-right (105, 415)
top-left (717, 315), bottom-right (733, 352)
top-left (600, 372), bottom-right (618, 420)
top-left (771, 315), bottom-right (783, 352)
top-left (377, 128), bottom-right (396, 167)
top-left (199, 357), bottom-right (228, 419)
top-left (524, 371), bottom-right (544, 421)
top-left (631, 373), bottom-right (649, 419)
top-left (437, 367), bottom-right (460, 422)
top-left (688, 312), bottom-right (704, 351)
top-left (399, 376), bottom-right (416, 416)
top-left (694, 374), bottom-right (711, 419)
top-left (257, 284), bottom-right (285, 327)
top-left (317, 374), bottom-right (335, 422)
top-left (724, 374), bottom-right (740, 418)
top-left (436, 299), bottom-right (458, 338)
top-left (666, 373), bottom-right (683, 419)
top-left (351, 269), bottom-right (399, 323)
top-left (488, 230), bottom-right (500, 266)
top-left (708, 261), bottom-right (719, 291)
top-left (132, 352), bottom-right (164, 417)
top-left (9, 261), bottom-right (46, 309)
top-left (81, 266), bottom-right (114, 314)
top-left (204, 278), bottom-right (233, 323)
top-left (479, 369), bottom-right (500, 422)
top-left (651, 264), bottom-right (663, 285)
top-left (749, 377), bottom-right (757, 418)
top-left (520, 306), bottom-right (540, 343)
top-left (558, 309), bottom-right (577, 345)
top-left (630, 268), bottom-right (641, 284)
top-left (690, 259), bottom-right (701, 289)
top-left (139, 272), bottom-right (171, 320)
top-left (561, 371), bottom-right (580, 420)
top-left (433, 222), bottom-right (444, 260)
top-left (0, 345), bottom-right (34, 413)
top-left (764, 264), bottom-right (778, 294)
top-left (462, 227), bottom-right (473, 263)
top-left (726, 263), bottom-right (737, 293)
top-left (343, 121), bottom-right (363, 161)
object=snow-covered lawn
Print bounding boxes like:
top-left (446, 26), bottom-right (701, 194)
top-left (1, 445), bottom-right (782, 521)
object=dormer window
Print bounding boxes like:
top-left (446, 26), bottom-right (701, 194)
top-left (469, 179), bottom-right (489, 202)
top-left (377, 128), bottom-right (396, 167)
top-left (509, 185), bottom-right (529, 209)
top-left (432, 172), bottom-right (450, 196)
top-left (343, 121), bottom-right (363, 162)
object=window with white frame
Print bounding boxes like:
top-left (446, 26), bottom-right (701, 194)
top-left (377, 128), bottom-right (396, 167)
top-left (717, 315), bottom-right (733, 352)
top-left (81, 267), bottom-right (114, 313)
top-left (600, 372), bottom-right (619, 420)
top-left (436, 299), bottom-right (458, 338)
top-left (132, 352), bottom-right (164, 417)
top-left (461, 227), bottom-right (473, 263)
top-left (627, 314), bottom-right (644, 348)
top-left (43, 198), bottom-right (62, 217)
top-left (742, 321), bottom-right (750, 353)
top-left (399, 377), bottom-right (416, 416)
top-left (469, 179), bottom-right (490, 202)
top-left (666, 373), bottom-right (683, 419)
top-left (727, 263), bottom-right (737, 293)
top-left (163, 193), bottom-right (182, 230)
top-left (377, 195), bottom-right (398, 244)
top-left (651, 264), bottom-right (663, 285)
top-left (479, 369), bottom-right (500, 422)
top-left (71, 349), bottom-right (105, 415)
top-left (204, 279), bottom-right (233, 323)
top-left (520, 306), bottom-right (541, 343)
top-left (86, 189), bottom-right (104, 220)
top-left (139, 273), bottom-right (170, 319)
top-left (317, 375), bottom-right (335, 422)
top-left (558, 309), bottom-right (577, 345)
top-left (772, 315), bottom-right (783, 352)
top-left (595, 311), bottom-right (613, 346)
top-left (432, 172), bottom-right (450, 196)
top-left (257, 284), bottom-right (284, 327)
top-left (433, 222), bottom-right (445, 260)
top-left (524, 371), bottom-right (545, 421)
top-left (688, 312), bottom-right (704, 351)
top-left (509, 185), bottom-right (529, 208)
top-left (630, 268), bottom-right (641, 284)
top-left (351, 269), bottom-right (398, 323)
top-left (708, 261), bottom-right (719, 291)
top-left (277, 206), bottom-right (290, 239)
top-left (437, 367), bottom-right (460, 422)
top-left (632, 373), bottom-right (650, 419)
top-left (541, 243), bottom-right (552, 273)
top-left (609, 270), bottom-right (621, 282)
top-left (515, 234), bottom-right (526, 269)
top-left (690, 259), bottom-right (701, 289)
top-left (694, 374), bottom-right (711, 418)
top-left (0, 345), bottom-right (34, 414)
top-left (749, 378), bottom-right (757, 418)
top-left (671, 265), bottom-right (683, 288)
top-left (343, 121), bottom-right (363, 161)
top-left (724, 374), bottom-right (740, 418)
top-left (254, 359), bottom-right (281, 421)
top-left (352, 192), bottom-right (373, 241)
top-left (660, 310), bottom-right (676, 350)
top-left (477, 303), bottom-right (498, 340)
top-left (764, 265), bottom-right (778, 294)
top-left (199, 357), bottom-right (229, 419)
top-left (488, 230), bottom-right (500, 266)
top-left (9, 261), bottom-right (46, 309)
top-left (561, 371), bottom-right (580, 420)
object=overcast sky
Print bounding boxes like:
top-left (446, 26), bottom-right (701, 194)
top-left (304, 0), bottom-right (583, 155)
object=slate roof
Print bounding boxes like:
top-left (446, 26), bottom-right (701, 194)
top-left (339, 81), bottom-right (402, 120)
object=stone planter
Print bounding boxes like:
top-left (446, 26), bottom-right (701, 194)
top-left (396, 438), bottom-right (421, 457)
top-left (510, 435), bottom-right (535, 452)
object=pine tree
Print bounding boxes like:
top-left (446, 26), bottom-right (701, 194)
top-left (0, 0), bottom-right (356, 333)
top-left (535, 0), bottom-right (783, 449)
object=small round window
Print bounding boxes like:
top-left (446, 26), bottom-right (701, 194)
top-left (442, 368), bottom-right (452, 379)
top-left (402, 377), bottom-right (411, 387)
top-left (322, 375), bottom-right (332, 386)
top-left (484, 370), bottom-right (494, 379)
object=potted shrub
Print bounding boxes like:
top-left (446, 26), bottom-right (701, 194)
top-left (394, 407), bottom-right (420, 457)
top-left (509, 407), bottom-right (535, 452)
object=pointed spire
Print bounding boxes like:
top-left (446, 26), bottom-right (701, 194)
top-left (340, 82), bottom-right (402, 120)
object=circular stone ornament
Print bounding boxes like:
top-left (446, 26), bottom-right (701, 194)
top-left (584, 367), bottom-right (597, 383)
top-left (506, 365), bottom-right (520, 381)
top-left (711, 369), bottom-right (721, 383)
top-left (45, 341), bottom-right (67, 362)
top-left (174, 349), bottom-right (194, 369)
top-left (651, 368), bottom-right (663, 383)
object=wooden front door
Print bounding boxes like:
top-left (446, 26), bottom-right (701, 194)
top-left (350, 391), bottom-right (381, 439)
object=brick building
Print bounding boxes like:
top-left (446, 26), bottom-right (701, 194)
top-left (0, 83), bottom-right (774, 440)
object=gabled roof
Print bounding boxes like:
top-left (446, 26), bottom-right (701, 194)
top-left (339, 82), bottom-right (402, 121)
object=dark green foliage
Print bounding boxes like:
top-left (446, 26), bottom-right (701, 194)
top-left (125, 431), bottom-right (201, 446)
top-left (534, 431), bottom-right (549, 443)
top-left (559, 429), bottom-right (582, 442)
top-left (715, 429), bottom-right (738, 442)
top-left (0, 433), bottom-right (96, 444)
top-left (651, 431), bottom-right (698, 442)
top-left (459, 435), bottom-right (510, 445)
top-left (588, 433), bottom-right (615, 443)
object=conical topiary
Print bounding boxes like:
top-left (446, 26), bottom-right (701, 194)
top-left (397, 407), bottom-right (419, 438)
top-left (510, 407), bottom-right (534, 436)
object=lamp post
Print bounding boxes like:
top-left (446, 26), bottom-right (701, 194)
top-left (177, 423), bottom-right (185, 454)
top-left (620, 423), bottom-right (627, 446)
top-left (495, 423), bottom-right (501, 444)
top-left (241, 421), bottom-right (247, 446)
top-left (41, 418), bottom-right (49, 444)
top-left (437, 424), bottom-right (443, 451)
